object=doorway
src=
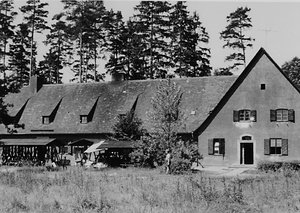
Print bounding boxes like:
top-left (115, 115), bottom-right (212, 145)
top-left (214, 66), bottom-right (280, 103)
top-left (240, 143), bottom-right (253, 165)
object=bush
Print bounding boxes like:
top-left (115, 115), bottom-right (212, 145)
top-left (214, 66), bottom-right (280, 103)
top-left (169, 157), bottom-right (191, 175)
top-left (257, 160), bottom-right (300, 172)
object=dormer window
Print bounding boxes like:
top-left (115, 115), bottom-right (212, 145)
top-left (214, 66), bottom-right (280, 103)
top-left (80, 115), bottom-right (88, 124)
top-left (42, 116), bottom-right (50, 125)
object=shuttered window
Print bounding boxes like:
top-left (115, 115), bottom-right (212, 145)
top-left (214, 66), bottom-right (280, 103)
top-left (270, 109), bottom-right (295, 122)
top-left (208, 138), bottom-right (225, 155)
top-left (233, 110), bottom-right (257, 122)
top-left (264, 138), bottom-right (288, 156)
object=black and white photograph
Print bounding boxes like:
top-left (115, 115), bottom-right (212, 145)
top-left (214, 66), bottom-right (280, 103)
top-left (0, 0), bottom-right (299, 212)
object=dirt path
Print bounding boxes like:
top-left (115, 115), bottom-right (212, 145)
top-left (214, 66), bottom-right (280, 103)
top-left (194, 166), bottom-right (256, 177)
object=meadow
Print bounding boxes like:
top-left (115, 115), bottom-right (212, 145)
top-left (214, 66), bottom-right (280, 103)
top-left (0, 166), bottom-right (299, 213)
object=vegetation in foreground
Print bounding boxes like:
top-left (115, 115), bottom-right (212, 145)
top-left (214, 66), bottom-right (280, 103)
top-left (0, 166), bottom-right (299, 213)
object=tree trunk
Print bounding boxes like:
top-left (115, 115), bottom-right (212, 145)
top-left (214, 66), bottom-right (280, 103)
top-left (30, 0), bottom-right (36, 76)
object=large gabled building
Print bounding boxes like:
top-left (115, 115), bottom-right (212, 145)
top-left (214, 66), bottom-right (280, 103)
top-left (1, 48), bottom-right (299, 166)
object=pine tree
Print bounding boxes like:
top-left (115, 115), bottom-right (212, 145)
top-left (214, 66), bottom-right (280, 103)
top-left (220, 7), bottom-right (254, 72)
top-left (20, 0), bottom-right (50, 76)
top-left (0, 0), bottom-right (16, 80)
top-left (43, 17), bottom-right (72, 84)
top-left (60, 0), bottom-right (107, 82)
top-left (170, 2), bottom-right (211, 77)
top-left (8, 23), bottom-right (32, 85)
top-left (105, 10), bottom-right (127, 79)
top-left (188, 12), bottom-right (211, 76)
top-left (132, 1), bottom-right (172, 79)
top-left (37, 49), bottom-right (62, 84)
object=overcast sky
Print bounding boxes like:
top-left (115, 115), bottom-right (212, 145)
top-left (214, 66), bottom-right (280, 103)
top-left (14, 0), bottom-right (300, 82)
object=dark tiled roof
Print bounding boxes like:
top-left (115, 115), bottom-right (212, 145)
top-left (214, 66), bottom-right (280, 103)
top-left (0, 76), bottom-right (237, 135)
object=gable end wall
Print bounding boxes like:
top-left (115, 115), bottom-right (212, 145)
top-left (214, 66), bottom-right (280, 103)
top-left (198, 54), bottom-right (300, 166)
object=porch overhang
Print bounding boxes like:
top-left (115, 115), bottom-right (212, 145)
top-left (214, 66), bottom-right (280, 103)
top-left (0, 138), bottom-right (63, 146)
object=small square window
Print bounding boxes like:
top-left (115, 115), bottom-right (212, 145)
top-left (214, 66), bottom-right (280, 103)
top-left (42, 116), bottom-right (50, 125)
top-left (80, 115), bottom-right (88, 124)
top-left (261, 84), bottom-right (266, 90)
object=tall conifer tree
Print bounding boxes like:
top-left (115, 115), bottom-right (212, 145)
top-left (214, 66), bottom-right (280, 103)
top-left (8, 23), bottom-right (31, 85)
top-left (220, 7), bottom-right (254, 72)
top-left (0, 0), bottom-right (16, 80)
top-left (132, 1), bottom-right (172, 79)
top-left (60, 0), bottom-right (107, 82)
top-left (20, 0), bottom-right (49, 76)
top-left (170, 2), bottom-right (211, 77)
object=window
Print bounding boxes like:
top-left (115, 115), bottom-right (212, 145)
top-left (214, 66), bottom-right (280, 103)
top-left (214, 141), bottom-right (220, 154)
top-left (242, 136), bottom-right (252, 140)
top-left (270, 138), bottom-right (282, 154)
top-left (80, 115), bottom-right (88, 124)
top-left (42, 116), bottom-right (50, 125)
top-left (208, 138), bottom-right (225, 155)
top-left (264, 138), bottom-right (288, 155)
top-left (270, 109), bottom-right (295, 122)
top-left (239, 110), bottom-right (251, 121)
top-left (276, 109), bottom-right (288, 122)
top-left (233, 110), bottom-right (256, 122)
top-left (261, 84), bottom-right (266, 90)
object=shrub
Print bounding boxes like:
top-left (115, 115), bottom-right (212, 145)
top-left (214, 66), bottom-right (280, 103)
top-left (257, 160), bottom-right (300, 173)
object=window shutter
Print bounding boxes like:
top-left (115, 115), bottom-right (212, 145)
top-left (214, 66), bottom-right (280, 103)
top-left (220, 139), bottom-right (225, 155)
top-left (251, 110), bottom-right (257, 122)
top-left (264, 139), bottom-right (270, 155)
top-left (288, 109), bottom-right (295, 122)
top-left (233, 110), bottom-right (239, 122)
top-left (270, 110), bottom-right (276, 122)
top-left (208, 139), bottom-right (214, 155)
top-left (282, 139), bottom-right (288, 156)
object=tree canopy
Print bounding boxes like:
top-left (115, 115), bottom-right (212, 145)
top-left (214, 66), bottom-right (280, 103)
top-left (282, 57), bottom-right (300, 89)
top-left (220, 7), bottom-right (254, 73)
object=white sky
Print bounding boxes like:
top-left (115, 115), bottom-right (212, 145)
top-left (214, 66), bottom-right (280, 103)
top-left (12, 0), bottom-right (300, 82)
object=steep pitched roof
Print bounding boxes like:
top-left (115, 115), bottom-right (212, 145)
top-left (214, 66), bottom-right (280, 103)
top-left (194, 47), bottom-right (300, 136)
top-left (0, 76), bottom-right (237, 135)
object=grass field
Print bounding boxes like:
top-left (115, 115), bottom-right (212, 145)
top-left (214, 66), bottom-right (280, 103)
top-left (0, 166), bottom-right (299, 213)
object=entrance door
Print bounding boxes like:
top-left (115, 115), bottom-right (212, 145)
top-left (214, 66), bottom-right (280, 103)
top-left (240, 143), bottom-right (253, 164)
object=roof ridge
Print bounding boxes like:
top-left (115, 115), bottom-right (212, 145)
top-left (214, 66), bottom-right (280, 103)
top-left (43, 75), bottom-right (239, 87)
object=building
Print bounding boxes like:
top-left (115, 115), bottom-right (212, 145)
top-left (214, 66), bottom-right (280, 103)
top-left (0, 48), bottom-right (298, 166)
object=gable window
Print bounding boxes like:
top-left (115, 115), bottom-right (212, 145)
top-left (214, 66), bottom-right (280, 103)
top-left (261, 84), bottom-right (266, 90)
top-left (264, 138), bottom-right (288, 155)
top-left (42, 116), bottom-right (50, 125)
top-left (270, 109), bottom-right (295, 122)
top-left (208, 138), bottom-right (225, 155)
top-left (80, 115), bottom-right (88, 124)
top-left (233, 110), bottom-right (256, 122)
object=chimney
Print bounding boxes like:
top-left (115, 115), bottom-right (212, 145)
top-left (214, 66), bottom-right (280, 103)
top-left (111, 72), bottom-right (125, 82)
top-left (29, 75), bottom-right (43, 93)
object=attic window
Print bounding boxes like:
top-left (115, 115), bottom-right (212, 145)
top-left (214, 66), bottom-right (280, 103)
top-left (80, 115), bottom-right (88, 124)
top-left (261, 84), bottom-right (266, 90)
top-left (42, 116), bottom-right (50, 125)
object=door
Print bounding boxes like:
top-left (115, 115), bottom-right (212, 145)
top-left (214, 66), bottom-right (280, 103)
top-left (240, 143), bottom-right (253, 164)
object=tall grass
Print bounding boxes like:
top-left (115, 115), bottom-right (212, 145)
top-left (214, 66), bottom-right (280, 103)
top-left (0, 167), bottom-right (299, 212)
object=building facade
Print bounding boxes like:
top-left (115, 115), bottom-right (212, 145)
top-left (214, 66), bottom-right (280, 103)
top-left (197, 48), bottom-right (300, 166)
top-left (0, 48), bottom-right (299, 166)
